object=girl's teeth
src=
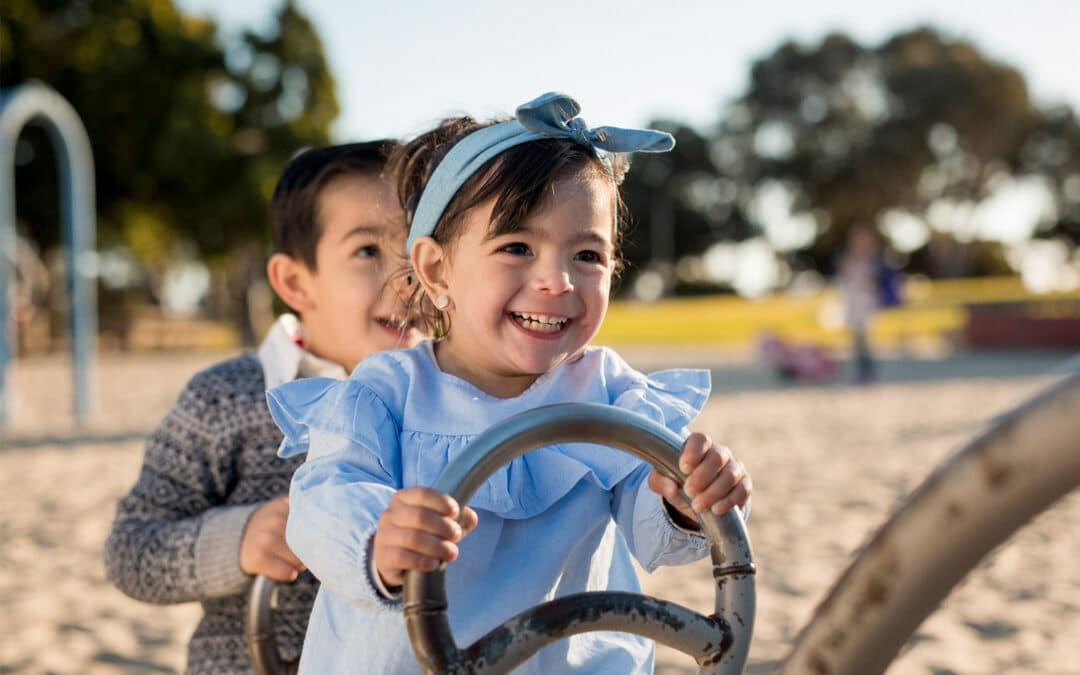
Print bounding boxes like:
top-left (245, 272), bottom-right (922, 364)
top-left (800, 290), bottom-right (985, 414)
top-left (512, 313), bottom-right (566, 333)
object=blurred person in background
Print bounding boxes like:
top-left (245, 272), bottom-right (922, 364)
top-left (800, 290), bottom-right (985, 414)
top-left (838, 224), bottom-right (900, 384)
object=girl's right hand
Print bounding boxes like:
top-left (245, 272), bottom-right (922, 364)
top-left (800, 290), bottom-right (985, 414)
top-left (373, 487), bottom-right (479, 588)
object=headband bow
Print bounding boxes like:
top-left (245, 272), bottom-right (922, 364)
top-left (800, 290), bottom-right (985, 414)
top-left (515, 92), bottom-right (675, 154)
top-left (407, 92), bottom-right (675, 252)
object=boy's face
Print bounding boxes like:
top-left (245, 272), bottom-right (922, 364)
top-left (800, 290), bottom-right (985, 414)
top-left (302, 172), bottom-right (420, 372)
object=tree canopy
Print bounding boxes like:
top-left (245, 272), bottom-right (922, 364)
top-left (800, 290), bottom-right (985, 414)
top-left (621, 27), bottom-right (1080, 287)
top-left (1, 0), bottom-right (337, 268)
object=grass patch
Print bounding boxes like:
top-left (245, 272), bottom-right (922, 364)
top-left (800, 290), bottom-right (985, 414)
top-left (597, 276), bottom-right (1079, 347)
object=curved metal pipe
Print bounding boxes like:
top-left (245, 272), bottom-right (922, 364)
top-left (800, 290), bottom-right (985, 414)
top-left (0, 81), bottom-right (96, 423)
top-left (781, 372), bottom-right (1080, 675)
top-left (245, 575), bottom-right (298, 675)
top-left (404, 402), bottom-right (756, 674)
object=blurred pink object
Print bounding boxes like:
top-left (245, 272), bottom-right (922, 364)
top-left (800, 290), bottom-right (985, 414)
top-left (757, 334), bottom-right (839, 383)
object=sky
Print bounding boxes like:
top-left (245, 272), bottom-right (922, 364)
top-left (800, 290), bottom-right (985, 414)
top-left (176, 0), bottom-right (1080, 142)
top-left (170, 0), bottom-right (1080, 296)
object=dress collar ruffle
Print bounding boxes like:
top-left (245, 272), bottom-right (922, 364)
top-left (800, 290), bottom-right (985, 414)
top-left (268, 343), bottom-right (710, 520)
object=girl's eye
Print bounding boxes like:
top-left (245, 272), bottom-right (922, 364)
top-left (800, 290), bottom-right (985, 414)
top-left (499, 242), bottom-right (531, 256)
top-left (575, 249), bottom-right (604, 264)
top-left (354, 244), bottom-right (379, 259)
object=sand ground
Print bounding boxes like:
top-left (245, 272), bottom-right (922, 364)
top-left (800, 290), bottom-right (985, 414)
top-left (1, 348), bottom-right (1076, 674)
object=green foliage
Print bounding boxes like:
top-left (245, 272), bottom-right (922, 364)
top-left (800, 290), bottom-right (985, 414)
top-left (2, 0), bottom-right (337, 260)
top-left (616, 26), bottom-right (1080, 286)
top-left (710, 27), bottom-right (1080, 276)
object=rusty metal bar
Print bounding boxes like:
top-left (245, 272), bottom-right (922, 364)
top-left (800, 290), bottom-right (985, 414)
top-left (404, 402), bottom-right (756, 675)
top-left (780, 372), bottom-right (1080, 675)
top-left (245, 575), bottom-right (298, 675)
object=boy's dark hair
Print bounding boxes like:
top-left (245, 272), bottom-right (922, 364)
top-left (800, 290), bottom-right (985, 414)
top-left (388, 118), bottom-right (629, 337)
top-left (271, 140), bottom-right (399, 269)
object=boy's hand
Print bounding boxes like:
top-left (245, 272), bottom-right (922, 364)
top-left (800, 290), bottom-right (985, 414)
top-left (373, 487), bottom-right (479, 588)
top-left (240, 495), bottom-right (306, 581)
top-left (648, 432), bottom-right (751, 526)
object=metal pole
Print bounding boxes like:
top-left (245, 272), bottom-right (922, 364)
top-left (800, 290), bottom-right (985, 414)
top-left (780, 372), bottom-right (1080, 674)
top-left (0, 81), bottom-right (96, 423)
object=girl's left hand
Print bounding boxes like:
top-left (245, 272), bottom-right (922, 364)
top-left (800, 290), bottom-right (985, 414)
top-left (648, 432), bottom-right (751, 524)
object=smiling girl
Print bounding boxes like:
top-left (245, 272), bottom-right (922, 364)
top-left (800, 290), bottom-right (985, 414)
top-left (267, 94), bottom-right (752, 674)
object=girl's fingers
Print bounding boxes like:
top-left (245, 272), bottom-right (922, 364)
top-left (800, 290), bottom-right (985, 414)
top-left (647, 471), bottom-right (682, 501)
top-left (709, 480), bottom-right (751, 516)
top-left (378, 548), bottom-right (442, 586)
top-left (386, 503), bottom-right (464, 541)
top-left (394, 487), bottom-right (462, 519)
top-left (682, 447), bottom-right (731, 499)
top-left (687, 457), bottom-right (748, 513)
top-left (382, 526), bottom-right (460, 562)
top-left (678, 433), bottom-right (711, 474)
top-left (688, 470), bottom-right (738, 513)
top-left (458, 506), bottom-right (480, 534)
top-left (698, 462), bottom-right (751, 514)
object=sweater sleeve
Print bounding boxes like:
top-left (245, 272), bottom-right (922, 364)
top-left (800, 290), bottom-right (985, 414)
top-left (103, 368), bottom-right (258, 603)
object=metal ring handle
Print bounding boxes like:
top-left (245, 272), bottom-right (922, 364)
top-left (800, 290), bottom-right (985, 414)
top-left (245, 575), bottom-right (299, 675)
top-left (404, 403), bottom-right (756, 674)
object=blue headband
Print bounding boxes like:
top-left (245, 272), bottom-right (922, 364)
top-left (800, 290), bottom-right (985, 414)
top-left (406, 92), bottom-right (675, 252)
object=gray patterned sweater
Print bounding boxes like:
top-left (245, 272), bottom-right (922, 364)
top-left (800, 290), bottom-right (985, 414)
top-left (104, 354), bottom-right (317, 674)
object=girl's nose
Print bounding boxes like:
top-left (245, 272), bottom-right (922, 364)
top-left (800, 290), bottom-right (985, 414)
top-left (532, 260), bottom-right (574, 294)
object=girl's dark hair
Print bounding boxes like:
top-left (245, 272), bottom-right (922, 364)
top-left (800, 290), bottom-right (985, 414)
top-left (388, 118), bottom-right (629, 337)
top-left (271, 140), bottom-right (399, 269)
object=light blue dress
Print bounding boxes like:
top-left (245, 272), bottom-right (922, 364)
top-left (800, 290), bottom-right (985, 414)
top-left (267, 341), bottom-right (712, 674)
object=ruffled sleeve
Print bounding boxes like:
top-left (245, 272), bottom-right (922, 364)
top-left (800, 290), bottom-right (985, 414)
top-left (606, 356), bottom-right (711, 436)
top-left (601, 351), bottom-right (714, 568)
top-left (265, 370), bottom-right (406, 608)
top-left (268, 375), bottom-right (404, 482)
top-left (266, 377), bottom-right (343, 458)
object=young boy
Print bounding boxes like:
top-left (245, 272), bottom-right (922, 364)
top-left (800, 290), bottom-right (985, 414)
top-left (104, 141), bottom-right (420, 674)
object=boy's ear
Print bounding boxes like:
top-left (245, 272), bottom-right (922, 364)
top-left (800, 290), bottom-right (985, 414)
top-left (266, 253), bottom-right (316, 313)
top-left (410, 236), bottom-right (449, 301)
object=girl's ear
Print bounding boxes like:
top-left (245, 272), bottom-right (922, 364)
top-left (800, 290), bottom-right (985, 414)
top-left (267, 253), bottom-right (317, 313)
top-left (410, 236), bottom-right (450, 301)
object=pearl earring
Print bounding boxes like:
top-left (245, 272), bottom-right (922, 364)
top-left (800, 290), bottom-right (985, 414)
top-left (434, 294), bottom-right (449, 310)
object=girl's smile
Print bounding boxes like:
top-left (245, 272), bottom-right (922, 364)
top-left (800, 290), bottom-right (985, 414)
top-left (509, 311), bottom-right (571, 338)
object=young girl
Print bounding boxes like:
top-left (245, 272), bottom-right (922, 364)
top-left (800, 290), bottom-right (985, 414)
top-left (268, 93), bottom-right (752, 674)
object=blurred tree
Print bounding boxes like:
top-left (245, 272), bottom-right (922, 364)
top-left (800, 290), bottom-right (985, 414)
top-left (712, 27), bottom-right (1076, 278)
top-left (620, 122), bottom-right (755, 295)
top-left (1, 0), bottom-right (336, 337)
top-left (1014, 105), bottom-right (1080, 244)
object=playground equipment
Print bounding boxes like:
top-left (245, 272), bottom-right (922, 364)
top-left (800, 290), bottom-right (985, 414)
top-left (402, 404), bottom-right (755, 674)
top-left (247, 372), bottom-right (1078, 674)
top-left (0, 82), bottom-right (96, 423)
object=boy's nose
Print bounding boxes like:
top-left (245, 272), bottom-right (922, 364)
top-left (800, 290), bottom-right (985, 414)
top-left (387, 271), bottom-right (416, 304)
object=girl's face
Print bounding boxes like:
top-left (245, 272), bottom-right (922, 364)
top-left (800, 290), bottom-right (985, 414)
top-left (431, 174), bottom-right (615, 398)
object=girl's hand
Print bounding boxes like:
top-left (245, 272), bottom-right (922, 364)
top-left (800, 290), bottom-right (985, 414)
top-left (373, 487), bottom-right (479, 588)
top-left (648, 432), bottom-right (751, 526)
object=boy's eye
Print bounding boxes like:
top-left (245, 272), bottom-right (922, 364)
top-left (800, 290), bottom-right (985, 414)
top-left (354, 244), bottom-right (379, 258)
top-left (499, 242), bottom-right (531, 256)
